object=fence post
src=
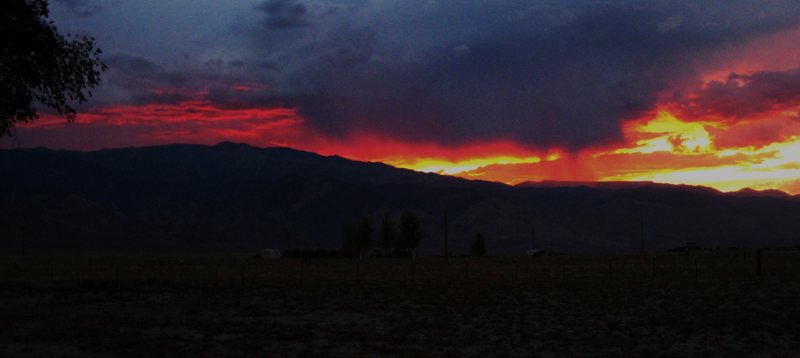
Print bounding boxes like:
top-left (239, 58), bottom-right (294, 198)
top-left (177, 260), bottom-right (183, 283)
top-left (757, 249), bottom-right (762, 276)
top-left (410, 259), bottom-right (415, 281)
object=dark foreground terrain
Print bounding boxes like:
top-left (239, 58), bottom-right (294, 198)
top-left (2, 252), bottom-right (800, 357)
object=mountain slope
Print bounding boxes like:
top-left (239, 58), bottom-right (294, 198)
top-left (2, 143), bottom-right (799, 253)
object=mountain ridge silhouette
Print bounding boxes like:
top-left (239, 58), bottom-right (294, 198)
top-left (2, 142), bottom-right (799, 253)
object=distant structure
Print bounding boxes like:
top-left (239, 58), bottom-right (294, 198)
top-left (528, 226), bottom-right (537, 257)
top-left (685, 242), bottom-right (697, 255)
top-left (260, 249), bottom-right (282, 258)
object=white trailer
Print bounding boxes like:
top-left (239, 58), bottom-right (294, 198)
top-left (260, 249), bottom-right (282, 258)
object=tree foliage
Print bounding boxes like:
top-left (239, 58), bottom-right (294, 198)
top-left (379, 214), bottom-right (397, 254)
top-left (342, 218), bottom-right (372, 258)
top-left (1, 0), bottom-right (106, 137)
top-left (471, 233), bottom-right (487, 257)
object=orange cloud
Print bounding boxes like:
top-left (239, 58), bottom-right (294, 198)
top-left (6, 62), bottom-right (800, 197)
top-left (303, 133), bottom-right (560, 176)
top-left (12, 105), bottom-right (800, 195)
top-left (447, 112), bottom-right (800, 194)
top-left (707, 115), bottom-right (800, 149)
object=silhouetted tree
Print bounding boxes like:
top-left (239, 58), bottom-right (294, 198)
top-left (379, 214), bottom-right (397, 256)
top-left (398, 211), bottom-right (423, 256)
top-left (471, 233), bottom-right (486, 257)
top-left (342, 218), bottom-right (372, 258)
top-left (1, 0), bottom-right (106, 137)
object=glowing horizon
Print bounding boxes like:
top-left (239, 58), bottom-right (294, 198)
top-left (4, 1), bottom-right (800, 195)
top-left (382, 112), bottom-right (800, 195)
top-left (12, 107), bottom-right (800, 195)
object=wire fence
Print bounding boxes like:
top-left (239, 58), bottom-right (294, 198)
top-left (0, 251), bottom-right (797, 287)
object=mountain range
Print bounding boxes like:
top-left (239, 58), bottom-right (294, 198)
top-left (2, 142), bottom-right (799, 253)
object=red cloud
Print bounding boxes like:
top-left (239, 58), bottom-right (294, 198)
top-left (10, 100), bottom-right (309, 150)
top-left (707, 116), bottom-right (800, 149)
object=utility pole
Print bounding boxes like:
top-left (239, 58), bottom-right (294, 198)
top-left (20, 223), bottom-right (26, 258)
top-left (444, 210), bottom-right (449, 260)
top-left (639, 217), bottom-right (645, 254)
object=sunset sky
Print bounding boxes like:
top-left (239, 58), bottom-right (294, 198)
top-left (4, 0), bottom-right (800, 194)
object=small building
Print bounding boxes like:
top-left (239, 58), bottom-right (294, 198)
top-left (260, 249), bottom-right (282, 258)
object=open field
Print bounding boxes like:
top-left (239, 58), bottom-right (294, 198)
top-left (2, 252), bottom-right (800, 356)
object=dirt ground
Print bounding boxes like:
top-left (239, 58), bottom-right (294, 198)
top-left (2, 253), bottom-right (799, 357)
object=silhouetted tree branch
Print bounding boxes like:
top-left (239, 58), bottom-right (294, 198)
top-left (379, 214), bottom-right (397, 256)
top-left (0, 0), bottom-right (106, 137)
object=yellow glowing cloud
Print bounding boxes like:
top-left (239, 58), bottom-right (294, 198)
top-left (402, 155), bottom-right (544, 175)
top-left (311, 111), bottom-right (800, 194)
top-left (443, 112), bottom-right (800, 194)
top-left (608, 112), bottom-right (716, 155)
top-left (602, 136), bottom-right (800, 193)
top-left (406, 151), bottom-right (564, 176)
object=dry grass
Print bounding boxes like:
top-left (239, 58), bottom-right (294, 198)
top-left (2, 252), bottom-right (799, 357)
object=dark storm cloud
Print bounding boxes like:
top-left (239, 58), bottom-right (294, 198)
top-left (229, 0), bottom-right (800, 149)
top-left (100, 54), bottom-right (193, 105)
top-left (98, 54), bottom-right (300, 116)
top-left (258, 0), bottom-right (310, 30)
top-left (105, 54), bottom-right (162, 74)
top-left (53, 0), bottom-right (102, 18)
top-left (680, 69), bottom-right (800, 119)
top-left (73, 0), bottom-right (800, 150)
top-left (80, 54), bottom-right (276, 111)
